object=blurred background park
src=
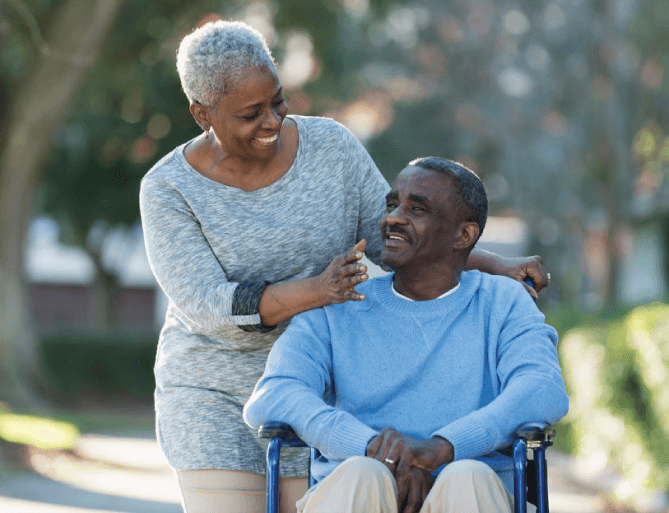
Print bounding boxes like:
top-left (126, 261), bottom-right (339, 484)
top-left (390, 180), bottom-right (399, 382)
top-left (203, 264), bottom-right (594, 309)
top-left (0, 0), bottom-right (668, 511)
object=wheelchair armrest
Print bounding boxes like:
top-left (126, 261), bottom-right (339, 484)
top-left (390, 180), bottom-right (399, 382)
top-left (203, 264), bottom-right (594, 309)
top-left (258, 421), bottom-right (308, 448)
top-left (513, 422), bottom-right (556, 444)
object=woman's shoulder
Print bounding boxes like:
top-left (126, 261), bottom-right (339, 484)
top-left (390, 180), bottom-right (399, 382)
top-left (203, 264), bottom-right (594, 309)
top-left (291, 115), bottom-right (355, 143)
top-left (291, 115), bottom-right (367, 171)
top-left (142, 141), bottom-right (194, 185)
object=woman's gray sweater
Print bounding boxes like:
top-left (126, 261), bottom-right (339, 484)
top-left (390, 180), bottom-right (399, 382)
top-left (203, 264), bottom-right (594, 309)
top-left (139, 115), bottom-right (389, 475)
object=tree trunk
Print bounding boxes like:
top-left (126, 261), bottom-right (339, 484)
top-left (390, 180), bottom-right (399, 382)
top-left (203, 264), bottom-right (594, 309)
top-left (89, 248), bottom-right (119, 332)
top-left (0, 0), bottom-right (122, 407)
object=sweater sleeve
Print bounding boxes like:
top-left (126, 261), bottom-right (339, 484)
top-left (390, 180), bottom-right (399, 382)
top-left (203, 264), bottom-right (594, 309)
top-left (243, 308), bottom-right (379, 459)
top-left (432, 283), bottom-right (569, 461)
top-left (140, 175), bottom-right (270, 333)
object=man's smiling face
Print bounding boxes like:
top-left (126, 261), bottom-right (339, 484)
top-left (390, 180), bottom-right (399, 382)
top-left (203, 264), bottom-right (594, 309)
top-left (379, 165), bottom-right (461, 272)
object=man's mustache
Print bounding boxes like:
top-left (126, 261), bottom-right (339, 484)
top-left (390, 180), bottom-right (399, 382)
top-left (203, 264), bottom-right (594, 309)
top-left (384, 225), bottom-right (411, 241)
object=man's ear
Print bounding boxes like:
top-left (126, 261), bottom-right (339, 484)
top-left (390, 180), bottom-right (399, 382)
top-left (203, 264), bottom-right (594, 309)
top-left (453, 222), bottom-right (480, 251)
top-left (189, 102), bottom-right (210, 132)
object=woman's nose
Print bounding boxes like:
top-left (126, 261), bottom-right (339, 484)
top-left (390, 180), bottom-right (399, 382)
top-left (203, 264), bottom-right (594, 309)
top-left (263, 108), bottom-right (283, 129)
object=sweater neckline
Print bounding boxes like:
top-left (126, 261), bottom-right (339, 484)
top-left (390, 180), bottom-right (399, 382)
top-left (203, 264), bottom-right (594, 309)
top-left (175, 115), bottom-right (303, 198)
top-left (372, 272), bottom-right (479, 316)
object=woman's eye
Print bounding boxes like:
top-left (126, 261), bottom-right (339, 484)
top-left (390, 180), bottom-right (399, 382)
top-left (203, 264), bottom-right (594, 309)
top-left (273, 97), bottom-right (285, 106)
top-left (243, 113), bottom-right (259, 120)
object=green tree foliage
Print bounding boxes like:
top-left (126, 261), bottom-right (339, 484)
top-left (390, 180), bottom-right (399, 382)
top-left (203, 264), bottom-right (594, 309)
top-left (5, 0), bottom-right (669, 316)
top-left (37, 1), bottom-right (201, 246)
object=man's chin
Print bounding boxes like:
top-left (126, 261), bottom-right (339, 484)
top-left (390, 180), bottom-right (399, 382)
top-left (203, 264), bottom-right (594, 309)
top-left (381, 252), bottom-right (404, 270)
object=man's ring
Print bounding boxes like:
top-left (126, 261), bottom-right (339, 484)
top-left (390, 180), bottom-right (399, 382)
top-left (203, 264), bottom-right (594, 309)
top-left (385, 458), bottom-right (396, 465)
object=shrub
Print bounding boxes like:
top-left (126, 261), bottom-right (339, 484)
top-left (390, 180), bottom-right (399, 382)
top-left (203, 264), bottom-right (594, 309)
top-left (38, 330), bottom-right (158, 402)
top-left (559, 303), bottom-right (669, 502)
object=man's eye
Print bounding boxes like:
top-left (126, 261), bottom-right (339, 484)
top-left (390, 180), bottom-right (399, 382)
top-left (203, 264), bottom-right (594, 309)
top-left (273, 97), bottom-right (285, 106)
top-left (386, 203), bottom-right (397, 212)
top-left (242, 113), bottom-right (259, 120)
top-left (412, 206), bottom-right (425, 212)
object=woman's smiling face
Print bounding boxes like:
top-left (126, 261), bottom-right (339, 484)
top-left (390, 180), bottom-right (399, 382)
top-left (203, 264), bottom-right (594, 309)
top-left (207, 65), bottom-right (288, 162)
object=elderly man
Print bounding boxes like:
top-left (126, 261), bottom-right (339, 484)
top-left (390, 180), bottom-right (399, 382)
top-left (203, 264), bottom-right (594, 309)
top-left (244, 157), bottom-right (568, 513)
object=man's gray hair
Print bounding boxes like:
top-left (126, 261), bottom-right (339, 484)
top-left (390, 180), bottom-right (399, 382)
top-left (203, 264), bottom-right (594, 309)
top-left (409, 157), bottom-right (489, 238)
top-left (176, 20), bottom-right (277, 107)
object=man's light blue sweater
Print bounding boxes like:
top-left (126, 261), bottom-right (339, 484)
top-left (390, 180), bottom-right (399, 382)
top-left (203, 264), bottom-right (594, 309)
top-left (244, 271), bottom-right (569, 493)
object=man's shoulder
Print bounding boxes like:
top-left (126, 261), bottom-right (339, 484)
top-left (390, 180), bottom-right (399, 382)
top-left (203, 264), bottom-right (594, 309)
top-left (323, 275), bottom-right (390, 315)
top-left (462, 271), bottom-right (530, 309)
top-left (470, 270), bottom-right (523, 293)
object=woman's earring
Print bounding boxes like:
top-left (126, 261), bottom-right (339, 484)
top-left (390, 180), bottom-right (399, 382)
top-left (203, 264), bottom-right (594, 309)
top-left (205, 128), bottom-right (210, 139)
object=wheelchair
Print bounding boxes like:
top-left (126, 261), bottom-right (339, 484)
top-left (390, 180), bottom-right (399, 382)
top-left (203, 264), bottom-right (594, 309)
top-left (259, 278), bottom-right (554, 513)
top-left (259, 420), bottom-right (555, 513)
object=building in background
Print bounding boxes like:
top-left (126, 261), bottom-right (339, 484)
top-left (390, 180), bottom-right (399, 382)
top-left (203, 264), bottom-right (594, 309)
top-left (24, 218), bottom-right (164, 334)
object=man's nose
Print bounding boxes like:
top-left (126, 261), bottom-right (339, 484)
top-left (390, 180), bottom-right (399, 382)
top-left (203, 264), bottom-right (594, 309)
top-left (384, 205), bottom-right (407, 225)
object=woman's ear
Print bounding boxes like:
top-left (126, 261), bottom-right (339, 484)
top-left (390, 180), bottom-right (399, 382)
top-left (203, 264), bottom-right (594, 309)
top-left (453, 222), bottom-right (480, 251)
top-left (189, 102), bottom-right (210, 132)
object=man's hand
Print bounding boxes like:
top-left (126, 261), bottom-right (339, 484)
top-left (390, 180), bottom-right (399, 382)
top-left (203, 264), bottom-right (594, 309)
top-left (397, 466), bottom-right (435, 513)
top-left (366, 428), bottom-right (453, 478)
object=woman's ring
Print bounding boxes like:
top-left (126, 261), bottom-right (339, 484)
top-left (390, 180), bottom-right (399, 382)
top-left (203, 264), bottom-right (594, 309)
top-left (385, 458), bottom-right (396, 465)
top-left (547, 273), bottom-right (551, 281)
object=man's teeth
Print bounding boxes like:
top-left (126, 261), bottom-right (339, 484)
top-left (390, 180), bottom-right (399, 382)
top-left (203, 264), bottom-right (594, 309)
top-left (388, 235), bottom-right (403, 240)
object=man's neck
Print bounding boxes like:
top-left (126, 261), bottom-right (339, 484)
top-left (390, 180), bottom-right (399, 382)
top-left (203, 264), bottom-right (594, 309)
top-left (392, 266), bottom-right (461, 301)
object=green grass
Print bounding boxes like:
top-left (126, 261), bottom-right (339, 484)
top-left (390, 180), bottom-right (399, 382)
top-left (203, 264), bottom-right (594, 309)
top-left (0, 402), bottom-right (155, 452)
top-left (0, 404), bottom-right (79, 450)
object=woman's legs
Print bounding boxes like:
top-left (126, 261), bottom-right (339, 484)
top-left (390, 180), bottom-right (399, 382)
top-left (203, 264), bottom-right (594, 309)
top-left (176, 469), bottom-right (308, 513)
top-left (280, 477), bottom-right (309, 513)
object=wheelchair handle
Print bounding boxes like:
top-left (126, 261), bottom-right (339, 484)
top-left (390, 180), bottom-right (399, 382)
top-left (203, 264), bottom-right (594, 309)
top-left (258, 421), bottom-right (307, 447)
top-left (523, 277), bottom-right (537, 303)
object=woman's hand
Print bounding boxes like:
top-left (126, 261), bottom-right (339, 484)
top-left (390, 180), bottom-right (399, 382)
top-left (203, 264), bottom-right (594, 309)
top-left (466, 249), bottom-right (550, 299)
top-left (258, 240), bottom-right (370, 326)
top-left (498, 255), bottom-right (549, 299)
top-left (315, 239), bottom-right (369, 304)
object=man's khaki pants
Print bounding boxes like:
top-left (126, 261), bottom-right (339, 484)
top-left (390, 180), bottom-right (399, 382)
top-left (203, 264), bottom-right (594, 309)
top-left (296, 456), bottom-right (536, 513)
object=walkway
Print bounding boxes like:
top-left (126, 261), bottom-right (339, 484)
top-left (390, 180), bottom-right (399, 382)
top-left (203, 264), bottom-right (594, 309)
top-left (0, 430), bottom-right (663, 512)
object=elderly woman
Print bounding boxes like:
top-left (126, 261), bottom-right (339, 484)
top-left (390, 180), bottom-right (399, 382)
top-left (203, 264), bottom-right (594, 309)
top-left (139, 20), bottom-right (548, 513)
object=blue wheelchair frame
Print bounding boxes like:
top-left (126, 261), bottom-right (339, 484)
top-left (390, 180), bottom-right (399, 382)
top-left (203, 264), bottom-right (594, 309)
top-left (260, 420), bottom-right (555, 513)
top-left (260, 277), bottom-right (554, 512)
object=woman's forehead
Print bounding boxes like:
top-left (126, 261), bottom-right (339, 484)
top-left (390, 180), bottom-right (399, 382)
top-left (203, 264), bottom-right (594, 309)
top-left (221, 66), bottom-right (282, 107)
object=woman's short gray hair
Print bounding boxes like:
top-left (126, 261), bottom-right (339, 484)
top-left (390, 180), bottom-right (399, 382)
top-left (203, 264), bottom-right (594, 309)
top-left (176, 20), bottom-right (277, 107)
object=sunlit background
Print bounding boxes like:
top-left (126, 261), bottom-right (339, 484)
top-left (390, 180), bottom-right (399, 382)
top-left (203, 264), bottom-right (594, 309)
top-left (1, 0), bottom-right (668, 511)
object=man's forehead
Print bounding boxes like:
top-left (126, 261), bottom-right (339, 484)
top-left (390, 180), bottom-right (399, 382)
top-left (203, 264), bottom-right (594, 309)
top-left (391, 166), bottom-right (452, 197)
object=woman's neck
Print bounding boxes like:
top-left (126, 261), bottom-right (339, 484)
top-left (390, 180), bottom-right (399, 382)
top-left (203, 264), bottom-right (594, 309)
top-left (185, 118), bottom-right (298, 191)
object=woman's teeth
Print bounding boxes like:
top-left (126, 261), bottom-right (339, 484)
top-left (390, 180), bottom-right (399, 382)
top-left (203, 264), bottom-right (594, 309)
top-left (256, 134), bottom-right (278, 144)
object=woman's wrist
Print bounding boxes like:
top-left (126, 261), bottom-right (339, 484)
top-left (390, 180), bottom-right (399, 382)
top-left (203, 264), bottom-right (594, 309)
top-left (258, 276), bottom-right (326, 327)
top-left (466, 248), bottom-right (506, 275)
